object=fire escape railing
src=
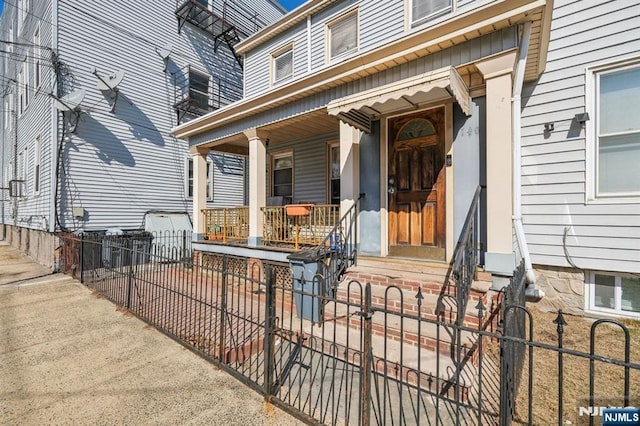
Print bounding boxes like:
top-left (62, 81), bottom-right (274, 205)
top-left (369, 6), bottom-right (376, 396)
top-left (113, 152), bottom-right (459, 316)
top-left (175, 0), bottom-right (268, 68)
top-left (172, 65), bottom-right (243, 122)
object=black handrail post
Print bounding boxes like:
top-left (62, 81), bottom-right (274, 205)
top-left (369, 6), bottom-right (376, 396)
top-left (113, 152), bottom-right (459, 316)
top-left (360, 282), bottom-right (372, 426)
top-left (218, 256), bottom-right (229, 363)
top-left (126, 238), bottom-right (134, 310)
top-left (554, 310), bottom-right (567, 426)
top-left (263, 265), bottom-right (276, 399)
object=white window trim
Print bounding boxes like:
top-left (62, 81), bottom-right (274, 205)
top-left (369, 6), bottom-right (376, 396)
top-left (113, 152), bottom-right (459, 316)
top-left (407, 0), bottom-right (454, 29)
top-left (585, 56), bottom-right (640, 205)
top-left (33, 23), bottom-right (41, 92)
top-left (185, 157), bottom-right (213, 201)
top-left (270, 42), bottom-right (294, 86)
top-left (270, 149), bottom-right (294, 201)
top-left (187, 66), bottom-right (211, 110)
top-left (325, 8), bottom-right (359, 64)
top-left (327, 140), bottom-right (340, 205)
top-left (585, 271), bottom-right (640, 320)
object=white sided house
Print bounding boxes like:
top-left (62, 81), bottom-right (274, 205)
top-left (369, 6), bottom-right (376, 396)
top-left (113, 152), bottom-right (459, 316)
top-left (175, 0), bottom-right (639, 319)
top-left (0, 0), bottom-right (285, 267)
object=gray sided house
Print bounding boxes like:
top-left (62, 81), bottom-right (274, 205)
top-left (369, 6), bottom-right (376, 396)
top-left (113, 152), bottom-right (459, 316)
top-left (0, 0), bottom-right (285, 267)
top-left (176, 0), bottom-right (639, 320)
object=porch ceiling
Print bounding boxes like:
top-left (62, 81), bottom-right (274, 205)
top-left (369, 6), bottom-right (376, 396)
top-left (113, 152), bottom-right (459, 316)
top-left (192, 109), bottom-right (339, 156)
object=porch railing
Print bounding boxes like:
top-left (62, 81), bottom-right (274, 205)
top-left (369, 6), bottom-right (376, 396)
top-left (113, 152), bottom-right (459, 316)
top-left (202, 207), bottom-right (249, 243)
top-left (448, 185), bottom-right (482, 325)
top-left (261, 204), bottom-right (340, 248)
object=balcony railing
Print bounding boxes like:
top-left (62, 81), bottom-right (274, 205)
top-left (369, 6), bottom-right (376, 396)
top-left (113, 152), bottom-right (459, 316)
top-left (202, 207), bottom-right (249, 243)
top-left (261, 205), bottom-right (340, 249)
top-left (173, 65), bottom-right (243, 122)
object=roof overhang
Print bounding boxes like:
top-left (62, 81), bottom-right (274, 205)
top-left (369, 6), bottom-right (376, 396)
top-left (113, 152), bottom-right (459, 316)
top-left (327, 66), bottom-right (470, 133)
top-left (173, 0), bottom-right (551, 142)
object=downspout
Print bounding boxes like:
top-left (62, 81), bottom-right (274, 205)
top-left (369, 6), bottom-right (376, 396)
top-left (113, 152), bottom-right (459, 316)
top-left (512, 21), bottom-right (544, 301)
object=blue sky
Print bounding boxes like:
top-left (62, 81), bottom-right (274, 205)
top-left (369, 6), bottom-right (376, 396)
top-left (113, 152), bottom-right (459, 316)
top-left (278, 0), bottom-right (306, 11)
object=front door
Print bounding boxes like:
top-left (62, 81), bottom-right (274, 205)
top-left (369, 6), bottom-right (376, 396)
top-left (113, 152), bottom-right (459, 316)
top-left (388, 108), bottom-right (446, 260)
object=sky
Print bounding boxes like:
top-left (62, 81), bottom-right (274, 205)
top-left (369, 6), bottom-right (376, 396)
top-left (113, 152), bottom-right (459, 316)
top-left (277, 0), bottom-right (306, 12)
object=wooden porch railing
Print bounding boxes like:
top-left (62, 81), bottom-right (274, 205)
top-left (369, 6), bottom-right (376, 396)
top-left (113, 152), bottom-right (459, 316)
top-left (202, 207), bottom-right (249, 243)
top-left (261, 205), bottom-right (340, 248)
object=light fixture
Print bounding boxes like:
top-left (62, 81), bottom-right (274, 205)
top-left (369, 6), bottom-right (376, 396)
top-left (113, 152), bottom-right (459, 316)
top-left (575, 112), bottom-right (590, 125)
top-left (544, 123), bottom-right (554, 132)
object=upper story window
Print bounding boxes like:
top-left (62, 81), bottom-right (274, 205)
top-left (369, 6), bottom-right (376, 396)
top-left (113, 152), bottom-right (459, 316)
top-left (327, 10), bottom-right (358, 61)
top-left (411, 0), bottom-right (452, 26)
top-left (272, 45), bottom-right (293, 85)
top-left (590, 61), bottom-right (640, 200)
top-left (189, 68), bottom-right (210, 110)
top-left (33, 134), bottom-right (40, 195)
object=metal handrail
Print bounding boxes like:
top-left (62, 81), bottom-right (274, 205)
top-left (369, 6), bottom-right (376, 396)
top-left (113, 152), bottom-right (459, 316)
top-left (300, 194), bottom-right (364, 292)
top-left (449, 185), bottom-right (482, 324)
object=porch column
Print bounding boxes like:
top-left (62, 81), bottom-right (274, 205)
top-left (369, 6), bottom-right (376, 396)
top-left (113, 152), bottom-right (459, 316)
top-left (245, 128), bottom-right (268, 247)
top-left (191, 147), bottom-right (209, 240)
top-left (476, 52), bottom-right (517, 273)
top-left (339, 121), bottom-right (360, 217)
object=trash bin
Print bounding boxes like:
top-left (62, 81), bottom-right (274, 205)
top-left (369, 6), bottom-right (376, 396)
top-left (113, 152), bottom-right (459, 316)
top-left (288, 251), bottom-right (326, 323)
top-left (102, 228), bottom-right (153, 268)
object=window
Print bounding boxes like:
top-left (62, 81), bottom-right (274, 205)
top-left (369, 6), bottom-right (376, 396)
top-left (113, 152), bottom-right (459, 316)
top-left (33, 135), bottom-right (40, 194)
top-left (328, 143), bottom-right (340, 205)
top-left (272, 46), bottom-right (293, 84)
top-left (327, 11), bottom-right (358, 60)
top-left (4, 100), bottom-right (8, 129)
top-left (411, 0), bottom-right (452, 26)
top-left (188, 68), bottom-right (209, 110)
top-left (588, 272), bottom-right (640, 318)
top-left (271, 152), bottom-right (293, 204)
top-left (186, 157), bottom-right (213, 200)
top-left (17, 0), bottom-right (24, 34)
top-left (33, 24), bottom-right (41, 90)
top-left (592, 63), bottom-right (640, 198)
top-left (18, 65), bottom-right (25, 114)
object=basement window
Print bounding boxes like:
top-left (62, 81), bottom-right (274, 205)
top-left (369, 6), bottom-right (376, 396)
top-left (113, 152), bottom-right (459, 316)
top-left (587, 272), bottom-right (640, 318)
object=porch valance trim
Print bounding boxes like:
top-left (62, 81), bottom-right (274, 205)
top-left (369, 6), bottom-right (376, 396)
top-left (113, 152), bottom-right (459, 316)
top-left (327, 66), bottom-right (470, 132)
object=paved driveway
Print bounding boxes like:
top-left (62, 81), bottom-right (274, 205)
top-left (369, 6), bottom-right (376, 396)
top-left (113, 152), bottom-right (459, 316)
top-left (0, 243), bottom-right (302, 425)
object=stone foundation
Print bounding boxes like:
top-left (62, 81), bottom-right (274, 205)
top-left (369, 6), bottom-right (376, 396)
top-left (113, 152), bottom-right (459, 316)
top-left (2, 224), bottom-right (58, 270)
top-left (533, 264), bottom-right (585, 316)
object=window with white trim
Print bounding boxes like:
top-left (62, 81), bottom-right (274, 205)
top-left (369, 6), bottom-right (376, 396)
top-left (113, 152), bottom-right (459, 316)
top-left (271, 151), bottom-right (293, 204)
top-left (18, 65), bottom-right (25, 114)
top-left (33, 24), bottom-right (41, 90)
top-left (327, 11), bottom-right (358, 60)
top-left (272, 45), bottom-right (293, 85)
top-left (588, 272), bottom-right (640, 318)
top-left (33, 134), bottom-right (40, 195)
top-left (592, 63), bottom-right (640, 198)
top-left (411, 0), bottom-right (452, 26)
top-left (17, 0), bottom-right (24, 34)
top-left (186, 157), bottom-right (213, 200)
top-left (188, 68), bottom-right (210, 111)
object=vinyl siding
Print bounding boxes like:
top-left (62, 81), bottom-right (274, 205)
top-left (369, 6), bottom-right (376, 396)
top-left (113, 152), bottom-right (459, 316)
top-left (520, 0), bottom-right (640, 273)
top-left (244, 0), bottom-right (490, 97)
top-left (0, 1), bottom-right (55, 232)
top-left (266, 133), bottom-right (337, 204)
top-left (194, 26), bottom-right (517, 146)
top-left (0, 0), bottom-right (281, 232)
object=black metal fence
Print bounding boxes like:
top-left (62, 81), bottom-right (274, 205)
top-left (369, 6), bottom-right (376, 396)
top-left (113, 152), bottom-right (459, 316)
top-left (59, 234), bottom-right (640, 426)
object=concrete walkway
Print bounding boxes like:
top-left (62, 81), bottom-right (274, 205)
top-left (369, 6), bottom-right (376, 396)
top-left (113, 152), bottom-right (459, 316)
top-left (0, 243), bottom-right (302, 425)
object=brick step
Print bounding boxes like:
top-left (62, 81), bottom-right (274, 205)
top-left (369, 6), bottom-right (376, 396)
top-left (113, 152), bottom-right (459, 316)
top-left (295, 318), bottom-right (477, 401)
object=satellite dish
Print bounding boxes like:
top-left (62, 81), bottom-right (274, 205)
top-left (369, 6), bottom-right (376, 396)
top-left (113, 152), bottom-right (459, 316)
top-left (91, 68), bottom-right (125, 112)
top-left (54, 89), bottom-right (85, 112)
top-left (158, 44), bottom-right (172, 72)
top-left (159, 43), bottom-right (172, 60)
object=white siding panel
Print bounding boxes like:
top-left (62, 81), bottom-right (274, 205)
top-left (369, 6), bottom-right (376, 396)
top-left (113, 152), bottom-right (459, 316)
top-left (520, 0), bottom-right (640, 273)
